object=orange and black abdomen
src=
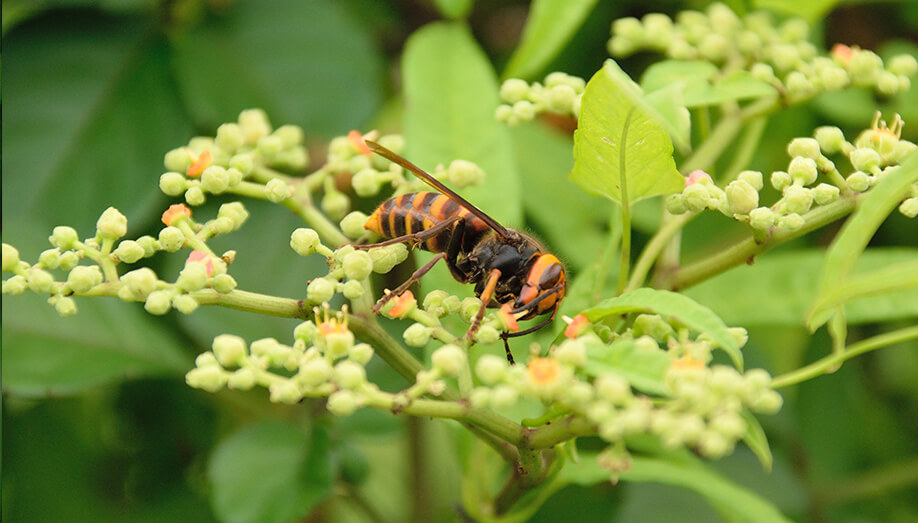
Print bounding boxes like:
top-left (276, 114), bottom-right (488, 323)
top-left (364, 192), bottom-right (491, 252)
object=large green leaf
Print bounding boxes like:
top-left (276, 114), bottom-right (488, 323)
top-left (502, 0), bottom-right (598, 80)
top-left (582, 338), bottom-right (670, 396)
top-left (208, 420), bottom-right (333, 523)
top-left (685, 249), bottom-right (918, 326)
top-left (754, 0), bottom-right (841, 22)
top-left (582, 288), bottom-right (743, 370)
top-left (170, 0), bottom-right (383, 136)
top-left (2, 13), bottom-right (190, 233)
top-left (570, 60), bottom-right (684, 206)
top-left (808, 153), bottom-right (918, 330)
top-left (641, 61), bottom-right (775, 108)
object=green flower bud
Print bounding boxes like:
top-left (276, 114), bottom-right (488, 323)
top-left (212, 334), bottom-right (247, 367)
top-left (299, 358), bottom-right (333, 387)
top-left (749, 63), bottom-right (775, 83)
top-left (495, 104), bottom-right (514, 123)
top-left (476, 354), bottom-right (507, 385)
top-left (778, 212), bottom-right (805, 231)
top-left (227, 368), bottom-right (256, 390)
top-left (222, 168), bottom-right (243, 189)
top-left (321, 190), bottom-right (350, 220)
top-left (335, 360), bottom-right (367, 389)
top-left (53, 296), bottom-right (78, 317)
top-left (612, 16), bottom-right (644, 43)
top-left (545, 84), bottom-right (577, 114)
top-left (698, 33), bottom-right (729, 62)
top-left (96, 207), bottom-right (128, 240)
top-left (158, 226), bottom-right (184, 252)
top-left (850, 147), bottom-right (882, 173)
top-left (293, 322), bottom-right (318, 346)
top-left (469, 388), bottom-right (491, 409)
top-left (159, 172), bottom-right (187, 196)
top-left (748, 207), bottom-right (776, 231)
top-left (779, 17), bottom-right (809, 41)
top-left (164, 147), bottom-right (193, 172)
top-left (25, 268), bottom-right (54, 293)
top-left (788, 157), bottom-right (818, 186)
top-left (307, 278), bottom-right (336, 304)
top-left (112, 240), bottom-right (143, 264)
top-left (770, 170), bottom-right (792, 190)
top-left (846, 170), bottom-right (870, 192)
top-left (177, 262), bottom-right (208, 292)
top-left (643, 13), bottom-right (673, 44)
top-left (264, 178), bottom-right (292, 203)
top-left (632, 314), bottom-right (675, 342)
top-left (664, 193), bottom-right (688, 214)
top-left (201, 166), bottom-right (230, 194)
top-left (327, 390), bottom-right (360, 416)
top-left (348, 154), bottom-right (372, 173)
top-left (66, 265), bottom-right (102, 294)
top-left (339, 279), bottom-right (363, 300)
top-left (267, 380), bottom-right (301, 404)
top-left (120, 267), bottom-right (158, 299)
top-left (403, 323), bottom-right (432, 347)
top-left (725, 179), bottom-right (759, 215)
top-left (889, 54), bottom-right (918, 76)
top-left (214, 123), bottom-right (244, 152)
top-left (213, 273), bottom-right (237, 294)
top-left (770, 44), bottom-right (799, 72)
top-left (184, 186), bottom-right (206, 206)
top-left (554, 338), bottom-right (587, 367)
top-left (665, 38), bottom-right (696, 60)
top-left (752, 389), bottom-right (784, 413)
top-left (238, 108), bottom-right (272, 144)
top-left (273, 124), bottom-right (304, 148)
top-left (784, 71), bottom-right (813, 95)
top-left (58, 251), bottom-right (79, 271)
top-left (491, 384), bottom-right (519, 409)
top-left (682, 182), bottom-right (710, 212)
top-left (353, 168), bottom-right (384, 197)
top-left (217, 202), bottom-right (249, 230)
top-left (595, 375), bottom-right (632, 405)
top-left (820, 65), bottom-right (849, 90)
top-left (448, 159), bottom-right (485, 188)
top-left (697, 430), bottom-right (733, 459)
top-left (342, 250), bottom-right (373, 281)
top-left (788, 138), bottom-right (821, 160)
top-left (144, 289), bottom-right (173, 315)
top-left (257, 134), bottom-right (283, 158)
top-left (3, 275), bottom-right (28, 294)
top-left (899, 197), bottom-right (918, 218)
top-left (460, 297), bottom-right (483, 323)
top-left (349, 343), bottom-right (374, 365)
top-left (291, 228), bottom-right (321, 257)
top-left (228, 154), bottom-right (253, 178)
top-left (734, 171), bottom-right (762, 192)
top-left (500, 78), bottom-right (530, 104)
top-left (512, 100), bottom-right (536, 121)
top-left (185, 365), bottom-right (227, 393)
top-left (849, 49), bottom-right (883, 85)
top-left (814, 126), bottom-right (846, 154)
top-left (812, 183), bottom-right (840, 205)
top-left (369, 244), bottom-right (408, 273)
top-left (38, 249), bottom-right (61, 270)
top-left (340, 212), bottom-right (369, 240)
top-left (172, 294), bottom-right (199, 314)
top-left (423, 289), bottom-right (449, 314)
top-left (477, 325), bottom-right (500, 345)
top-left (49, 226), bottom-right (80, 251)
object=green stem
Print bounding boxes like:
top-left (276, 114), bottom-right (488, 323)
top-left (817, 455), bottom-right (918, 506)
top-left (615, 109), bottom-right (635, 294)
top-left (285, 200), bottom-right (350, 248)
top-left (525, 415), bottom-right (595, 449)
top-left (593, 209), bottom-right (622, 303)
top-left (667, 195), bottom-right (858, 290)
top-left (681, 96), bottom-right (779, 175)
top-left (770, 325), bottom-right (918, 389)
top-left (626, 212), bottom-right (694, 292)
top-left (251, 165), bottom-right (293, 184)
top-left (720, 116), bottom-right (767, 183)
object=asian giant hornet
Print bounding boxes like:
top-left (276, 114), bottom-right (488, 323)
top-left (356, 140), bottom-right (566, 363)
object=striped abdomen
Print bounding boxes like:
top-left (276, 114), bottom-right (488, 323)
top-left (364, 192), bottom-right (490, 253)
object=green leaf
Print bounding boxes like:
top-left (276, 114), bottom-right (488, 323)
top-left (582, 288), bottom-right (743, 370)
top-left (2, 14), bottom-right (191, 233)
top-left (1, 291), bottom-right (190, 398)
top-left (502, 0), bottom-right (598, 80)
top-left (685, 248), bottom-right (918, 326)
top-left (570, 60), bottom-right (684, 206)
top-left (429, 0), bottom-right (473, 19)
top-left (208, 420), bottom-right (333, 523)
top-left (741, 409), bottom-right (774, 472)
top-left (641, 60), bottom-right (775, 109)
top-left (754, 0), bottom-right (842, 22)
top-left (644, 83), bottom-right (692, 154)
top-left (511, 124), bottom-right (611, 272)
top-left (808, 153), bottom-right (918, 330)
top-left (582, 338), bottom-right (670, 396)
top-left (171, 0), bottom-right (383, 136)
top-left (808, 259), bottom-right (918, 328)
top-left (620, 457), bottom-right (791, 521)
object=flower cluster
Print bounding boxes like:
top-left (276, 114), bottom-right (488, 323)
top-left (608, 3), bottom-right (917, 101)
top-left (666, 113), bottom-right (918, 228)
top-left (496, 72), bottom-right (586, 125)
top-left (2, 204), bottom-right (243, 316)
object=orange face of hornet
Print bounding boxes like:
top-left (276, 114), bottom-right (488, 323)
top-left (356, 140), bottom-right (566, 363)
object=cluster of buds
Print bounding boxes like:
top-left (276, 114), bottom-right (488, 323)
top-left (496, 72), bottom-right (586, 125)
top-left (667, 114), bottom-right (918, 229)
top-left (609, 3), bottom-right (917, 101)
top-left (2, 204), bottom-right (242, 316)
top-left (161, 109), bottom-right (308, 207)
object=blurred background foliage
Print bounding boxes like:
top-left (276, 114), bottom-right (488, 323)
top-left (2, 0), bottom-right (917, 521)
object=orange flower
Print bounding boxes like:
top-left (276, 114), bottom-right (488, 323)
top-left (528, 357), bottom-right (561, 386)
top-left (162, 203), bottom-right (192, 226)
top-left (498, 303), bottom-right (520, 332)
top-left (831, 43), bottom-right (854, 65)
top-left (187, 149), bottom-right (212, 177)
top-left (186, 249), bottom-right (214, 276)
top-left (385, 290), bottom-right (415, 318)
top-left (318, 316), bottom-right (349, 337)
top-left (684, 170), bottom-right (711, 187)
top-left (671, 354), bottom-right (705, 371)
top-left (348, 130), bottom-right (372, 156)
top-left (564, 314), bottom-right (589, 339)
